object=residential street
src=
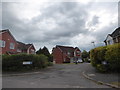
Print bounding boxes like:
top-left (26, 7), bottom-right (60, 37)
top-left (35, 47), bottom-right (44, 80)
top-left (2, 63), bottom-right (111, 88)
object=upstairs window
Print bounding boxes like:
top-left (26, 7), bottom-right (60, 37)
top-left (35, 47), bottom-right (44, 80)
top-left (10, 43), bottom-right (15, 49)
top-left (31, 49), bottom-right (35, 54)
top-left (0, 40), bottom-right (6, 47)
top-left (76, 51), bottom-right (80, 54)
top-left (67, 52), bottom-right (70, 55)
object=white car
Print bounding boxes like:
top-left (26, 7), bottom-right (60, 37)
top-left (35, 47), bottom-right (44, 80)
top-left (77, 59), bottom-right (83, 63)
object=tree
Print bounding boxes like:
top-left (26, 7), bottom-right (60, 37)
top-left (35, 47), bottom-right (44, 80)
top-left (36, 46), bottom-right (53, 62)
top-left (42, 46), bottom-right (50, 57)
top-left (36, 48), bottom-right (42, 54)
top-left (82, 50), bottom-right (90, 62)
top-left (82, 50), bottom-right (89, 58)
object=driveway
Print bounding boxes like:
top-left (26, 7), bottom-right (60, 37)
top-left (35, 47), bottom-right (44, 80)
top-left (2, 63), bottom-right (111, 88)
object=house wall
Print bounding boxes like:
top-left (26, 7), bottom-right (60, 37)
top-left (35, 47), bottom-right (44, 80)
top-left (106, 35), bottom-right (114, 45)
top-left (113, 36), bottom-right (120, 44)
top-left (27, 45), bottom-right (36, 54)
top-left (62, 53), bottom-right (70, 63)
top-left (118, 36), bottom-right (120, 43)
top-left (0, 32), bottom-right (17, 54)
top-left (0, 33), bottom-right (2, 54)
top-left (53, 47), bottom-right (63, 64)
top-left (74, 48), bottom-right (81, 57)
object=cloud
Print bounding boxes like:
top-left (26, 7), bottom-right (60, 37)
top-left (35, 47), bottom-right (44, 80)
top-left (1, 1), bottom-right (118, 52)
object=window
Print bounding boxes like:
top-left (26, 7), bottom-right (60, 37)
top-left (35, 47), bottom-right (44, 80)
top-left (10, 43), bottom-right (15, 49)
top-left (116, 38), bottom-right (118, 43)
top-left (108, 40), bottom-right (110, 45)
top-left (0, 40), bottom-right (6, 47)
top-left (108, 40), bottom-right (113, 45)
top-left (17, 49), bottom-right (21, 52)
top-left (76, 51), bottom-right (80, 54)
top-left (67, 52), bottom-right (70, 55)
top-left (31, 49), bottom-right (35, 54)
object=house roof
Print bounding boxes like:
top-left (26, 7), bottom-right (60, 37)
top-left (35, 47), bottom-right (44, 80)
top-left (0, 29), bottom-right (16, 41)
top-left (25, 44), bottom-right (33, 49)
top-left (111, 27), bottom-right (120, 38)
top-left (0, 29), bottom-right (8, 33)
top-left (104, 34), bottom-right (112, 42)
top-left (17, 41), bottom-right (35, 51)
top-left (54, 45), bottom-right (81, 58)
top-left (104, 27), bottom-right (120, 42)
top-left (56, 45), bottom-right (76, 53)
top-left (1, 29), bottom-right (36, 51)
top-left (17, 41), bottom-right (26, 50)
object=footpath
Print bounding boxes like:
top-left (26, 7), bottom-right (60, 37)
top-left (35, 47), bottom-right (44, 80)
top-left (82, 63), bottom-right (120, 88)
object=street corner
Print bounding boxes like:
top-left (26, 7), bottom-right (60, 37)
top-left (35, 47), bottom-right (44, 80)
top-left (82, 71), bottom-right (120, 88)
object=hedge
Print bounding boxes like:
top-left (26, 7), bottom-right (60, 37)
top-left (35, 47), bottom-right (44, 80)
top-left (2, 54), bottom-right (53, 71)
top-left (90, 43), bottom-right (120, 73)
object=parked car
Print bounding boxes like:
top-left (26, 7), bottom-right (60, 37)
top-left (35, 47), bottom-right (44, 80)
top-left (77, 59), bottom-right (83, 63)
top-left (73, 59), bottom-right (83, 63)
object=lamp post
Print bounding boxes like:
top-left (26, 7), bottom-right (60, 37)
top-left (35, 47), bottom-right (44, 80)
top-left (91, 41), bottom-right (95, 48)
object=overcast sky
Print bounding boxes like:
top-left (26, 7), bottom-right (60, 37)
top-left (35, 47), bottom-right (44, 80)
top-left (1, 0), bottom-right (119, 52)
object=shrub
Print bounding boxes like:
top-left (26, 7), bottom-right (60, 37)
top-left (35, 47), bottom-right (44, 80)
top-left (2, 54), bottom-right (50, 71)
top-left (47, 62), bottom-right (53, 66)
top-left (83, 58), bottom-right (89, 62)
top-left (90, 43), bottom-right (120, 73)
top-left (96, 64), bottom-right (108, 73)
top-left (105, 44), bottom-right (120, 72)
top-left (90, 46), bottom-right (106, 67)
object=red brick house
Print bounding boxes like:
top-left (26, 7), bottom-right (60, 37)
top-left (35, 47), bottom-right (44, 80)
top-left (17, 41), bottom-right (36, 54)
top-left (52, 45), bottom-right (82, 64)
top-left (0, 29), bottom-right (36, 55)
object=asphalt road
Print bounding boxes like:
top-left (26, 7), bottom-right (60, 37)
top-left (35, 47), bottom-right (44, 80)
top-left (2, 63), bottom-right (111, 88)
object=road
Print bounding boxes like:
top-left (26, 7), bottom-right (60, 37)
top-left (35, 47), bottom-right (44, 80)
top-left (2, 63), bottom-right (111, 88)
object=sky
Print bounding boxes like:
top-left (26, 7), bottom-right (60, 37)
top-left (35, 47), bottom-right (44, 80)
top-left (0, 0), bottom-right (119, 52)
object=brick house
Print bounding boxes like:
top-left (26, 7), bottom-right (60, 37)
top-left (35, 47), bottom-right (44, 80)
top-left (17, 41), bottom-right (36, 54)
top-left (52, 45), bottom-right (82, 64)
top-left (104, 27), bottom-right (120, 45)
top-left (0, 29), bottom-right (36, 55)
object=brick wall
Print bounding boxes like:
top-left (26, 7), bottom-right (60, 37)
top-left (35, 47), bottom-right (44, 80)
top-left (1, 32), bottom-right (17, 54)
top-left (53, 47), bottom-right (63, 64)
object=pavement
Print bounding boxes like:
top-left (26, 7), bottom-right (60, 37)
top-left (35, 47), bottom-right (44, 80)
top-left (82, 63), bottom-right (120, 88)
top-left (2, 63), bottom-right (120, 88)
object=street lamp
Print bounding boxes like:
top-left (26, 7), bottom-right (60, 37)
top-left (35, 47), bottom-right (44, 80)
top-left (91, 41), bottom-right (95, 48)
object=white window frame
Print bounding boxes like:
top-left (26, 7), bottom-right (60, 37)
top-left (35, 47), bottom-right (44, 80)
top-left (76, 51), bottom-right (80, 54)
top-left (31, 49), bottom-right (35, 54)
top-left (17, 49), bottom-right (21, 52)
top-left (67, 52), bottom-right (70, 55)
top-left (0, 40), bottom-right (6, 47)
top-left (10, 43), bottom-right (15, 49)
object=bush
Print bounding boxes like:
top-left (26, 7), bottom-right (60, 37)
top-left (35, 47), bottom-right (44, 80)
top-left (90, 43), bottom-right (120, 73)
top-left (105, 44), bottom-right (120, 72)
top-left (47, 62), bottom-right (53, 66)
top-left (90, 46), bottom-right (106, 67)
top-left (2, 54), bottom-right (51, 71)
top-left (96, 64), bottom-right (108, 73)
